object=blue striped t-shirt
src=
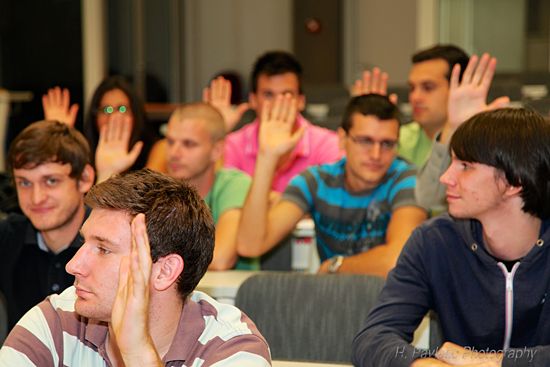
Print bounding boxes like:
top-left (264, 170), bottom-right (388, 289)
top-left (283, 157), bottom-right (418, 261)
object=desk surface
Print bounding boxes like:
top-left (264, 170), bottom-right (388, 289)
top-left (197, 270), bottom-right (258, 300)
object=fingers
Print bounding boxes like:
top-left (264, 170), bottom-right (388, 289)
top-left (209, 77), bottom-right (231, 106)
top-left (270, 94), bottom-right (296, 126)
top-left (202, 87), bottom-right (210, 103)
top-left (131, 213), bottom-right (152, 284)
top-left (114, 255), bottom-right (130, 316)
top-left (479, 56), bottom-right (497, 90)
top-left (351, 67), bottom-right (390, 97)
top-left (68, 104), bottom-right (79, 127)
top-left (289, 125), bottom-right (306, 146)
top-left (261, 99), bottom-right (272, 125)
top-left (471, 53), bottom-right (491, 85)
top-left (128, 141), bottom-right (144, 163)
top-left (103, 114), bottom-right (131, 144)
top-left (461, 54), bottom-right (479, 85)
top-left (235, 102), bottom-right (249, 116)
top-left (450, 63), bottom-right (461, 91)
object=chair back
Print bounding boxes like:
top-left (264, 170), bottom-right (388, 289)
top-left (235, 272), bottom-right (385, 363)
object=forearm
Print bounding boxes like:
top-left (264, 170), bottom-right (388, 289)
top-left (237, 152), bottom-right (279, 257)
top-left (209, 210), bottom-right (240, 270)
top-left (334, 243), bottom-right (403, 277)
top-left (209, 240), bottom-right (238, 270)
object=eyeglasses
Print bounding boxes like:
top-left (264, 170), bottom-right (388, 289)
top-left (98, 105), bottom-right (128, 115)
top-left (347, 134), bottom-right (397, 152)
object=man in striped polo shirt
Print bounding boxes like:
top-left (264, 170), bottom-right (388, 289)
top-left (0, 170), bottom-right (271, 366)
top-left (237, 93), bottom-right (427, 276)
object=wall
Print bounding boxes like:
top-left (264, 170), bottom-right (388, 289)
top-left (184, 0), bottom-right (293, 101)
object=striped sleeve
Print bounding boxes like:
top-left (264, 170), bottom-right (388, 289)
top-left (0, 301), bottom-right (62, 366)
top-left (282, 169), bottom-right (317, 213)
top-left (188, 291), bottom-right (272, 366)
top-left (0, 287), bottom-right (105, 367)
top-left (388, 165), bottom-right (420, 211)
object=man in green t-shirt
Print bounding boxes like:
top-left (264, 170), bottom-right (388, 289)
top-left (352, 45), bottom-right (470, 167)
top-left (165, 102), bottom-right (254, 270)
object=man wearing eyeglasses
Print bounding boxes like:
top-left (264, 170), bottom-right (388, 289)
top-left (237, 93), bottom-right (427, 276)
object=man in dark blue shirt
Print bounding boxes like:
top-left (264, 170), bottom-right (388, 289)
top-left (0, 120), bottom-right (94, 329)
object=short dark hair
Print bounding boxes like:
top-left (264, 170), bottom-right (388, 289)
top-left (8, 120), bottom-right (91, 178)
top-left (341, 94), bottom-right (401, 133)
top-left (450, 108), bottom-right (550, 219)
top-left (412, 44), bottom-right (469, 81)
top-left (84, 76), bottom-right (151, 167)
top-left (84, 169), bottom-right (215, 300)
top-left (250, 51), bottom-right (303, 93)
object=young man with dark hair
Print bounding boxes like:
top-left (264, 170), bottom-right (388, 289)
top-left (353, 45), bottom-right (470, 168)
top-left (0, 169), bottom-right (271, 366)
top-left (352, 106), bottom-right (550, 366)
top-left (237, 93), bottom-right (426, 276)
top-left (221, 50), bottom-right (341, 192)
top-left (0, 120), bottom-right (95, 330)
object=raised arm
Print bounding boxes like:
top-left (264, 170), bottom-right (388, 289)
top-left (440, 53), bottom-right (510, 144)
top-left (203, 76), bottom-right (249, 132)
top-left (317, 205), bottom-right (427, 277)
top-left (111, 214), bottom-right (162, 367)
top-left (237, 94), bottom-right (306, 257)
top-left (95, 114), bottom-right (143, 183)
top-left (416, 53), bottom-right (509, 212)
top-left (42, 86), bottom-right (79, 127)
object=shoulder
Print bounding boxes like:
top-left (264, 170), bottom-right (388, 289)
top-left (216, 168), bottom-right (252, 184)
top-left (0, 213), bottom-right (30, 230)
top-left (190, 291), bottom-right (263, 338)
top-left (406, 214), bottom-right (472, 254)
top-left (289, 159), bottom-right (344, 187)
top-left (388, 157), bottom-right (417, 175)
top-left (0, 213), bottom-right (33, 247)
top-left (399, 121), bottom-right (422, 136)
top-left (187, 291), bottom-right (271, 363)
top-left (0, 287), bottom-right (102, 366)
top-left (226, 121), bottom-right (257, 143)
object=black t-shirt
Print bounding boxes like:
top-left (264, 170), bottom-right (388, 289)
top-left (0, 211), bottom-right (87, 330)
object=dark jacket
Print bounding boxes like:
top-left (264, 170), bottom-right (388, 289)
top-left (352, 214), bottom-right (550, 367)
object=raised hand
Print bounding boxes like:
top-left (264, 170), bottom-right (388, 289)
top-left (111, 213), bottom-right (161, 367)
top-left (202, 76), bottom-right (249, 132)
top-left (443, 53), bottom-right (510, 142)
top-left (258, 93), bottom-right (304, 159)
top-left (350, 67), bottom-right (398, 104)
top-left (42, 86), bottom-right (79, 127)
top-left (95, 114), bottom-right (143, 183)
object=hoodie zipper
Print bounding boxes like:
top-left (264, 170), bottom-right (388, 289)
top-left (497, 262), bottom-right (520, 350)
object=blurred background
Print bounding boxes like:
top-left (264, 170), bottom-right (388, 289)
top-left (1, 0), bottom-right (549, 151)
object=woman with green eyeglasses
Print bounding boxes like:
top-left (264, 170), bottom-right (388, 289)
top-left (42, 76), bottom-right (156, 174)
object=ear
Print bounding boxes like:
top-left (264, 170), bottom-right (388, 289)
top-left (249, 92), bottom-right (258, 110)
top-left (503, 184), bottom-right (522, 198)
top-left (150, 254), bottom-right (184, 292)
top-left (337, 127), bottom-right (347, 151)
top-left (78, 164), bottom-right (95, 193)
top-left (297, 94), bottom-right (306, 112)
top-left (211, 139), bottom-right (224, 163)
